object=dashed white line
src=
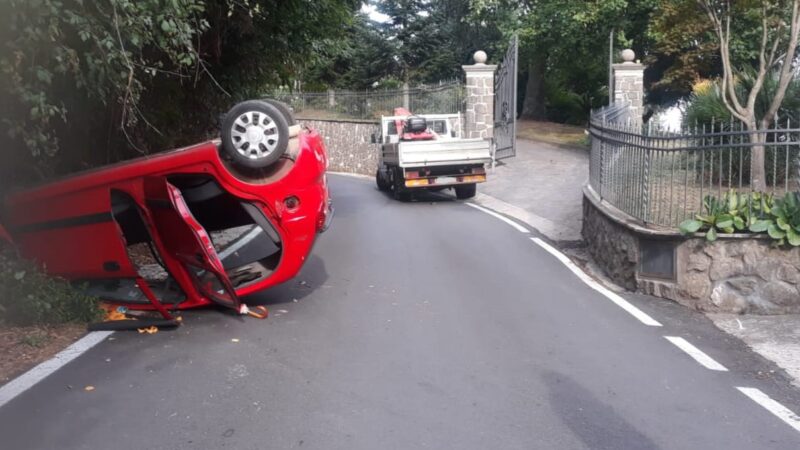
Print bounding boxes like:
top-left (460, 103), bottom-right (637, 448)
top-left (466, 203), bottom-right (529, 233)
top-left (737, 387), bottom-right (800, 433)
top-left (664, 336), bottom-right (728, 371)
top-left (530, 237), bottom-right (662, 327)
top-left (0, 331), bottom-right (113, 409)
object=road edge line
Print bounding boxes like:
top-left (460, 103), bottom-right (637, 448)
top-left (736, 387), bottom-right (800, 433)
top-left (465, 203), bottom-right (529, 233)
top-left (0, 331), bottom-right (113, 409)
top-left (327, 171), bottom-right (372, 180)
top-left (664, 336), bottom-right (728, 371)
top-left (530, 237), bottom-right (662, 327)
top-left (218, 226), bottom-right (262, 260)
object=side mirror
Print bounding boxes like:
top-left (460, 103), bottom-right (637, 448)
top-left (371, 133), bottom-right (377, 144)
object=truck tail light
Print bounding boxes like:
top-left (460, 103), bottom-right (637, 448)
top-left (405, 171), bottom-right (420, 179)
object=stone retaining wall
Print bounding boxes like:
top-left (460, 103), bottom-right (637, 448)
top-left (583, 187), bottom-right (800, 314)
top-left (300, 118), bottom-right (379, 176)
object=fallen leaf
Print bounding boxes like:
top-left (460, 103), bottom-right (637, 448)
top-left (137, 326), bottom-right (158, 334)
top-left (84, 386), bottom-right (95, 392)
top-left (231, 338), bottom-right (240, 343)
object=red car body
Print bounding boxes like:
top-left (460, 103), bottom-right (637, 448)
top-left (1, 127), bottom-right (331, 318)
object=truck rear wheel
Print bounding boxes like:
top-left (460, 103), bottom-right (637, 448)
top-left (455, 183), bottom-right (476, 199)
top-left (392, 169), bottom-right (412, 201)
top-left (376, 170), bottom-right (390, 191)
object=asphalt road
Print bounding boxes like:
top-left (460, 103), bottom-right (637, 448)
top-left (2, 174), bottom-right (800, 449)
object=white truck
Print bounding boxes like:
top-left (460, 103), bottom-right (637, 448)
top-left (373, 111), bottom-right (492, 200)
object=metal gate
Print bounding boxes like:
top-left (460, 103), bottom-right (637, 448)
top-left (493, 35), bottom-right (518, 160)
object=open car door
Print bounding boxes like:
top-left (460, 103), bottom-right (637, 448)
top-left (143, 178), bottom-right (241, 312)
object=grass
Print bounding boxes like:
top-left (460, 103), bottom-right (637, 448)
top-left (0, 244), bottom-right (102, 327)
top-left (516, 120), bottom-right (588, 148)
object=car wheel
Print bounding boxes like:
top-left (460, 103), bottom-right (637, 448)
top-left (221, 100), bottom-right (289, 169)
top-left (261, 99), bottom-right (296, 125)
top-left (455, 183), bottom-right (476, 199)
top-left (376, 170), bottom-right (390, 191)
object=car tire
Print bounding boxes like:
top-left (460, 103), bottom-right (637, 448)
top-left (455, 183), bottom-right (476, 199)
top-left (261, 99), bottom-right (296, 125)
top-left (221, 100), bottom-right (290, 170)
top-left (376, 170), bottom-right (390, 191)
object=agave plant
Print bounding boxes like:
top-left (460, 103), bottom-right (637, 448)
top-left (679, 190), bottom-right (800, 246)
top-left (764, 192), bottom-right (800, 246)
top-left (679, 190), bottom-right (754, 241)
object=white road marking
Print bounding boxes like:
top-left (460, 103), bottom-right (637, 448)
top-left (466, 203), bottom-right (529, 233)
top-left (737, 387), bottom-right (800, 433)
top-left (664, 336), bottom-right (728, 371)
top-left (218, 226), bottom-right (262, 260)
top-left (530, 237), bottom-right (662, 327)
top-left (0, 331), bottom-right (113, 409)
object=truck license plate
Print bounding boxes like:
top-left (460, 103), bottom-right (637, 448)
top-left (436, 176), bottom-right (457, 184)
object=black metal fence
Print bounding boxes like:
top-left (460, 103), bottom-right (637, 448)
top-left (270, 81), bottom-right (465, 121)
top-left (589, 103), bottom-right (800, 227)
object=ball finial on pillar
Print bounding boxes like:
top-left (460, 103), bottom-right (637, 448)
top-left (620, 49), bottom-right (636, 64)
top-left (473, 50), bottom-right (488, 65)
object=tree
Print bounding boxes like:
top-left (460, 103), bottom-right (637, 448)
top-left (696, 0), bottom-right (800, 191)
top-left (471, 0), bottom-right (657, 121)
top-left (0, 0), bottom-right (360, 189)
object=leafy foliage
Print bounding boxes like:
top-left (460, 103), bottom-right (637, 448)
top-left (0, 0), bottom-right (208, 177)
top-left (0, 0), bottom-right (360, 190)
top-left (471, 0), bottom-right (657, 122)
top-left (684, 70), bottom-right (800, 127)
top-left (0, 245), bottom-right (102, 326)
top-left (679, 190), bottom-right (800, 246)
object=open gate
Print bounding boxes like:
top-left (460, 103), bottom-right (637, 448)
top-left (494, 35), bottom-right (518, 160)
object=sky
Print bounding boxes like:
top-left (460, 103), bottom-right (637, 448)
top-left (361, 3), bottom-right (390, 23)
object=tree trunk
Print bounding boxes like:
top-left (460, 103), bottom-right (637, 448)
top-left (521, 57), bottom-right (547, 120)
top-left (748, 120), bottom-right (767, 192)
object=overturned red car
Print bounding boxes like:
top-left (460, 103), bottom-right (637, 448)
top-left (1, 100), bottom-right (331, 324)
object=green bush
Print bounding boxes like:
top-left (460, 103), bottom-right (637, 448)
top-left (0, 245), bottom-right (101, 326)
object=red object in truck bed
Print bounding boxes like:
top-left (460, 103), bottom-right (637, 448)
top-left (1, 129), bottom-right (331, 317)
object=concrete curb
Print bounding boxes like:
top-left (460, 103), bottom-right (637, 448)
top-left (471, 192), bottom-right (581, 244)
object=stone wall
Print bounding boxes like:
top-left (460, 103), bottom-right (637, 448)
top-left (463, 52), bottom-right (496, 139)
top-left (612, 50), bottom-right (644, 124)
top-left (583, 188), bottom-right (800, 314)
top-left (299, 118), bottom-right (379, 176)
top-left (582, 194), bottom-right (639, 291)
top-left (668, 239), bottom-right (800, 314)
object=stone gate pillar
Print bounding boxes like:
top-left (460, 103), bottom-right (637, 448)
top-left (612, 49), bottom-right (645, 123)
top-left (463, 51), bottom-right (497, 139)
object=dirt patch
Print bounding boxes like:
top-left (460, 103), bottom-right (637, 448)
top-left (0, 323), bottom-right (86, 386)
top-left (517, 120), bottom-right (587, 148)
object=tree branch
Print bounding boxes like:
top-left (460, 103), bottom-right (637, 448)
top-left (764, 0), bottom-right (800, 123)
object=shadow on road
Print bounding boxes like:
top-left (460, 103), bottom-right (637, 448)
top-left (377, 186), bottom-right (460, 204)
top-left (542, 370), bottom-right (659, 450)
top-left (241, 254), bottom-right (329, 307)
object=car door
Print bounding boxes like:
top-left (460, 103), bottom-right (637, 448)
top-left (143, 177), bottom-right (241, 311)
